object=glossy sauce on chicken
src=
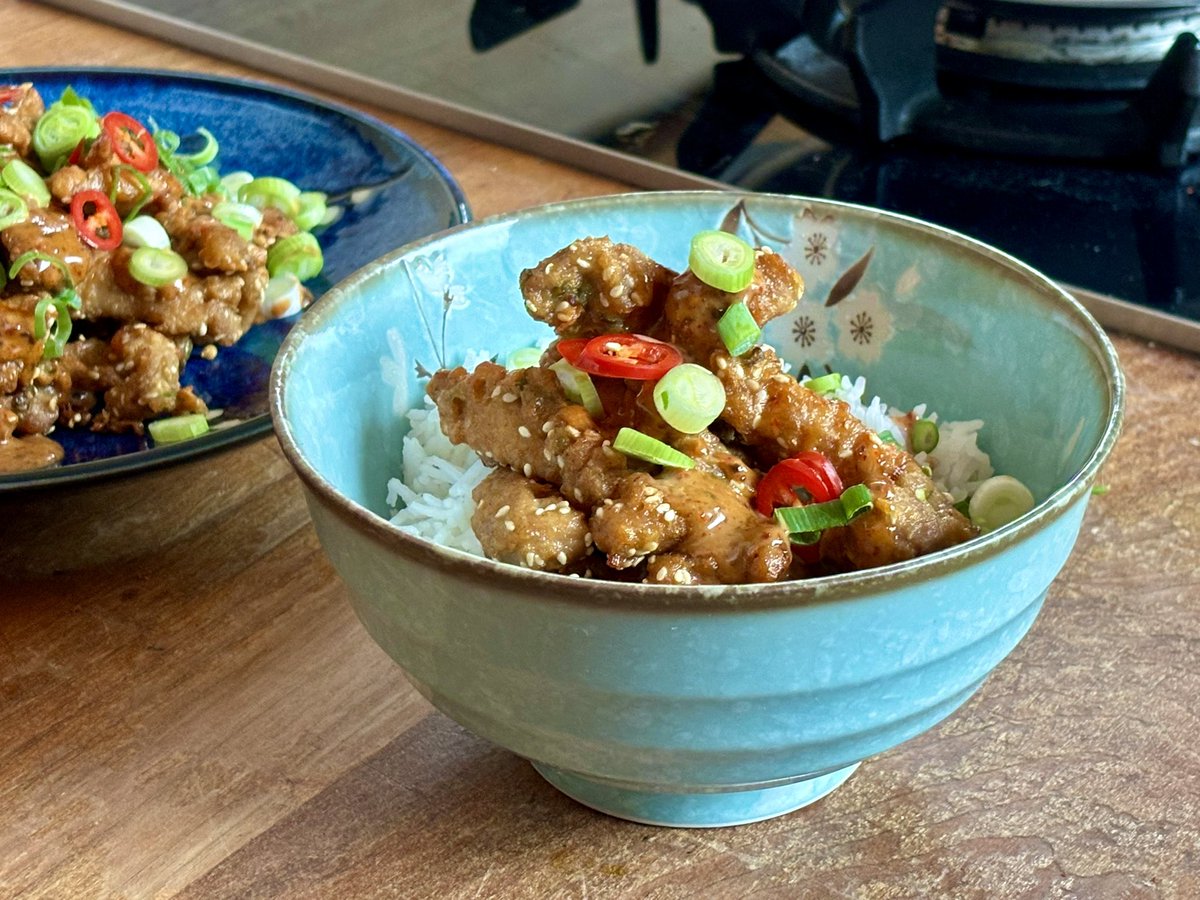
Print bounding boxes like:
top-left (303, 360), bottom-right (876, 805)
top-left (426, 235), bottom-right (977, 585)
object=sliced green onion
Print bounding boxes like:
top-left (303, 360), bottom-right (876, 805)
top-left (612, 427), bottom-right (694, 469)
top-left (108, 163), bottom-right (153, 220)
top-left (550, 358), bottom-right (604, 418)
top-left (2, 159), bottom-right (50, 208)
top-left (185, 165), bottom-right (221, 196)
top-left (802, 372), bottom-right (842, 395)
top-left (1091, 483), bottom-right (1110, 496)
top-left (716, 301), bottom-right (761, 356)
top-left (292, 191), bottom-right (328, 231)
top-left (775, 483), bottom-right (873, 544)
top-left (33, 289), bottom-right (79, 359)
top-left (968, 475), bottom-right (1035, 533)
top-left (211, 201), bottom-right (263, 240)
top-left (267, 232), bottom-right (323, 281)
top-left (505, 346), bottom-right (544, 369)
top-left (122, 215), bottom-right (170, 249)
top-left (689, 229), bottom-right (755, 292)
top-left (32, 105), bottom-right (97, 171)
top-left (129, 246), bottom-right (188, 287)
top-left (8, 250), bottom-right (73, 287)
top-left (911, 418), bottom-right (939, 454)
top-left (878, 430), bottom-right (900, 446)
top-left (652, 363), bottom-right (726, 434)
top-left (148, 413), bottom-right (210, 444)
top-left (261, 273), bottom-right (304, 319)
top-left (219, 170), bottom-right (253, 198)
top-left (176, 126), bottom-right (218, 166)
top-left (239, 176), bottom-right (301, 218)
top-left (0, 188), bottom-right (29, 229)
top-left (55, 86), bottom-right (97, 115)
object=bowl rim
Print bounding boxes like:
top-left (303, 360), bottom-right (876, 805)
top-left (270, 190), bottom-right (1125, 611)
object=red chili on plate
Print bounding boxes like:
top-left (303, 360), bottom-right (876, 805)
top-left (755, 451), bottom-right (844, 518)
top-left (70, 190), bottom-right (123, 251)
top-left (562, 333), bottom-right (682, 380)
top-left (555, 337), bottom-right (589, 368)
top-left (101, 112), bottom-right (159, 173)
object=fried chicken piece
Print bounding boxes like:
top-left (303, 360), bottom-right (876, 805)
top-left (47, 127), bottom-right (184, 218)
top-left (711, 346), bottom-right (976, 569)
top-left (428, 361), bottom-right (790, 583)
top-left (470, 467), bottom-right (592, 572)
top-left (2, 208), bottom-right (92, 293)
top-left (69, 324), bottom-right (206, 433)
top-left (664, 245), bottom-right (803, 363)
top-left (519, 236), bottom-right (676, 338)
top-left (0, 84), bottom-right (44, 158)
top-left (0, 299), bottom-right (66, 438)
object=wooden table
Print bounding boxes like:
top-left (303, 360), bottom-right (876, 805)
top-left (2, 2), bottom-right (1198, 897)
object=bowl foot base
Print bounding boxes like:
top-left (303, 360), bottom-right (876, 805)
top-left (531, 761), bottom-right (859, 827)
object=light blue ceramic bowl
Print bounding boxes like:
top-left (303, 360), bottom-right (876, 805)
top-left (270, 192), bottom-right (1123, 827)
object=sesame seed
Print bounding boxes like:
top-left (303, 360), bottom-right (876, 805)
top-left (518, 425), bottom-right (531, 438)
top-left (576, 258), bottom-right (590, 268)
top-left (494, 504), bottom-right (511, 518)
top-left (556, 455), bottom-right (565, 468)
top-left (673, 570), bottom-right (688, 584)
top-left (565, 426), bottom-right (581, 438)
top-left (535, 507), bottom-right (545, 516)
top-left (525, 551), bottom-right (536, 567)
top-left (504, 520), bottom-right (516, 531)
top-left (664, 510), bottom-right (677, 522)
top-left (574, 488), bottom-right (583, 501)
top-left (556, 551), bottom-right (568, 565)
top-left (522, 463), bottom-right (532, 477)
top-left (656, 502), bottom-right (670, 514)
top-left (544, 263), bottom-right (554, 274)
top-left (502, 392), bottom-right (517, 403)
top-left (656, 567), bottom-right (668, 581)
top-left (608, 285), bottom-right (622, 298)
top-left (542, 421), bottom-right (553, 433)
top-left (715, 357), bottom-right (728, 371)
top-left (491, 385), bottom-right (502, 399)
top-left (584, 532), bottom-right (593, 545)
top-left (556, 300), bottom-right (571, 311)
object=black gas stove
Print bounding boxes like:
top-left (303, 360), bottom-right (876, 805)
top-left (46, 0), bottom-right (1200, 352)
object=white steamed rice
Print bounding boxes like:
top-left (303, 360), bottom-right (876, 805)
top-left (387, 360), bottom-right (994, 555)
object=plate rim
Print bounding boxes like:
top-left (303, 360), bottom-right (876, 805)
top-left (0, 65), bottom-right (471, 494)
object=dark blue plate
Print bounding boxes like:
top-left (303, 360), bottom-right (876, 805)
top-left (0, 67), bottom-right (469, 493)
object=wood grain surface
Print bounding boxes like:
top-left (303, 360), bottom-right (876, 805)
top-left (2, 2), bottom-right (1199, 897)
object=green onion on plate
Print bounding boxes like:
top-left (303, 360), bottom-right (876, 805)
top-left (612, 427), bottom-right (694, 469)
top-left (652, 362), bottom-right (726, 434)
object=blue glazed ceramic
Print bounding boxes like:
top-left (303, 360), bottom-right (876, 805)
top-left (0, 67), bottom-right (469, 493)
top-left (271, 192), bottom-right (1124, 827)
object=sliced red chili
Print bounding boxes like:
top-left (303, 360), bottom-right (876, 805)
top-left (755, 451), bottom-right (844, 518)
top-left (70, 189), bottom-right (123, 251)
top-left (101, 112), bottom-right (158, 173)
top-left (555, 337), bottom-right (589, 368)
top-left (0, 86), bottom-right (23, 108)
top-left (574, 333), bottom-right (682, 381)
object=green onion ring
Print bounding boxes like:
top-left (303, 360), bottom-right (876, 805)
top-left (612, 427), bottom-right (694, 469)
top-left (8, 249), bottom-right (73, 287)
top-left (32, 289), bottom-right (79, 359)
top-left (121, 215), bottom-right (170, 249)
top-left (550, 358), bottom-right (604, 418)
top-left (128, 246), bottom-right (188, 287)
top-left (32, 105), bottom-right (96, 171)
top-left (716, 301), bottom-right (761, 357)
top-left (689, 229), bottom-right (755, 292)
top-left (1, 159), bottom-right (50, 208)
top-left (175, 126), bottom-right (219, 167)
top-left (911, 418), bottom-right (940, 454)
top-left (239, 176), bottom-right (301, 217)
top-left (968, 475), bottom-right (1035, 533)
top-left (211, 201), bottom-right (262, 240)
top-left (651, 363), bottom-right (726, 434)
top-left (148, 413), bottom-right (210, 444)
top-left (775, 483), bottom-right (874, 544)
top-left (0, 187), bottom-right (29, 230)
top-left (802, 372), bottom-right (842, 395)
top-left (266, 232), bottom-right (323, 281)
